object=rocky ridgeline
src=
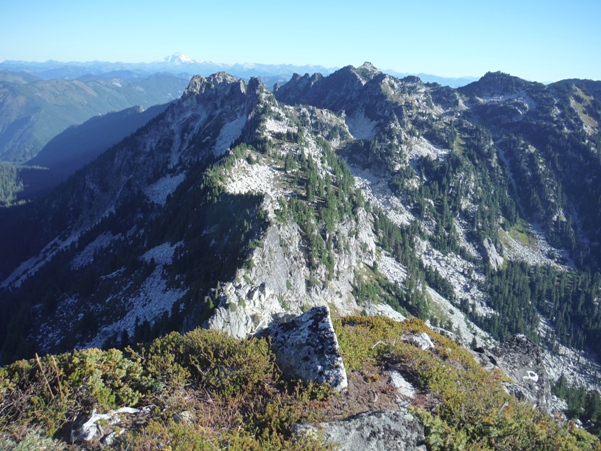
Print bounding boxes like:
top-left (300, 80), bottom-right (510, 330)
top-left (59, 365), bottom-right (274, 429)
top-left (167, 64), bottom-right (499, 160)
top-left (205, 209), bottom-right (379, 338)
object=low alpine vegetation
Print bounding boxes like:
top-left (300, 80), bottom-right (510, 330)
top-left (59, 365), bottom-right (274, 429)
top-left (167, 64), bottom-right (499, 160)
top-left (1, 316), bottom-right (599, 449)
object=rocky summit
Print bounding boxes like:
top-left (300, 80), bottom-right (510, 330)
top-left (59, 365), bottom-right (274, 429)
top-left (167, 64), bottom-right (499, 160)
top-left (1, 63), bottom-right (601, 448)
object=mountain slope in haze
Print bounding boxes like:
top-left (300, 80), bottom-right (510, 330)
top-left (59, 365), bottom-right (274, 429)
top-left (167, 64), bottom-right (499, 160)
top-left (0, 103), bottom-right (172, 205)
top-left (21, 102), bottom-right (172, 194)
top-left (0, 72), bottom-right (384, 361)
top-left (0, 65), bottom-right (600, 405)
top-left (0, 72), bottom-right (189, 162)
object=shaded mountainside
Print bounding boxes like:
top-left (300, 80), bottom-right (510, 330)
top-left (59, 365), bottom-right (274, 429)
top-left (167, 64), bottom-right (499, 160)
top-left (0, 65), bottom-right (601, 413)
top-left (27, 103), bottom-right (172, 175)
top-left (0, 103), bottom-right (172, 205)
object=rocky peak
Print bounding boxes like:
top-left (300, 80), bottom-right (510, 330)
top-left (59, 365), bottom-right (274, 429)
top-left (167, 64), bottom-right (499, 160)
top-left (334, 64), bottom-right (376, 86)
top-left (460, 71), bottom-right (533, 98)
top-left (247, 76), bottom-right (267, 95)
top-left (183, 72), bottom-right (244, 98)
top-left (355, 61), bottom-right (380, 82)
top-left (401, 75), bottom-right (423, 85)
top-left (276, 64), bottom-right (386, 114)
top-left (182, 74), bottom-right (207, 96)
top-left (358, 61), bottom-right (378, 71)
top-left (273, 72), bottom-right (324, 106)
top-left (207, 71), bottom-right (239, 86)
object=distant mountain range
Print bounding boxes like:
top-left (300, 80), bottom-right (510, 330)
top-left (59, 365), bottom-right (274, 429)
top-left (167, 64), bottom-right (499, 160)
top-left (0, 53), bottom-right (334, 82)
top-left (0, 53), bottom-right (477, 88)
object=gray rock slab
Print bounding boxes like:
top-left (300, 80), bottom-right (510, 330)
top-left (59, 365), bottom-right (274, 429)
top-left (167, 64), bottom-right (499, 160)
top-left (257, 306), bottom-right (348, 391)
top-left (476, 334), bottom-right (552, 411)
top-left (293, 410), bottom-right (427, 451)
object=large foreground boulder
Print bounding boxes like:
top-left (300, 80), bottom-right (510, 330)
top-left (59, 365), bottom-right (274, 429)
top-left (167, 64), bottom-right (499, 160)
top-left (257, 306), bottom-right (348, 391)
top-left (293, 410), bottom-right (427, 451)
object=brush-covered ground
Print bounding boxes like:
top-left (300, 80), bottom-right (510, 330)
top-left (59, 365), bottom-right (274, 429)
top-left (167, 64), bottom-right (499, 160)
top-left (1, 316), bottom-right (599, 450)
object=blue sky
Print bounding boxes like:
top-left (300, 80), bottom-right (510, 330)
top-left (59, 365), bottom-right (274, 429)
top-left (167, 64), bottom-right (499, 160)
top-left (1, 0), bottom-right (599, 82)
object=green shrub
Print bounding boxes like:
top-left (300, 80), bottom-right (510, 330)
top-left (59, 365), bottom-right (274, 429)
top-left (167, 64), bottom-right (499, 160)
top-left (335, 315), bottom-right (601, 451)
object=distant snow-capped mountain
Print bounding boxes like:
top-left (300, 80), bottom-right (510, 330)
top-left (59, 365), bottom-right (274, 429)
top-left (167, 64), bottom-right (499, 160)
top-left (161, 52), bottom-right (198, 64)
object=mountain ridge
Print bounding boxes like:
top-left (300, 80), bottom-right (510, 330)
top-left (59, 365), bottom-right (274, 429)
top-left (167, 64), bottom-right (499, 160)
top-left (0, 54), bottom-right (479, 88)
top-left (0, 65), bottom-right (600, 404)
top-left (1, 62), bottom-right (601, 447)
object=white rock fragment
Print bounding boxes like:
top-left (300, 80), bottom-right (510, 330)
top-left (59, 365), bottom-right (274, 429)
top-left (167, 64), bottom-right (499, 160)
top-left (389, 369), bottom-right (416, 398)
top-left (75, 407), bottom-right (140, 442)
top-left (408, 332), bottom-right (435, 350)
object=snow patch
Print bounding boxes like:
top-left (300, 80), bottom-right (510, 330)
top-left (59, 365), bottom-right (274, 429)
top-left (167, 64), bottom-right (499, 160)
top-left (72, 233), bottom-right (120, 270)
top-left (500, 227), bottom-right (564, 268)
top-left (377, 253), bottom-right (408, 285)
top-left (2, 233), bottom-right (80, 289)
top-left (36, 296), bottom-right (81, 350)
top-left (346, 110), bottom-right (377, 140)
top-left (538, 316), bottom-right (601, 391)
top-left (144, 173), bottom-right (185, 206)
top-left (407, 136), bottom-right (450, 162)
top-left (543, 342), bottom-right (601, 393)
top-left (416, 238), bottom-right (493, 318)
top-left (426, 287), bottom-right (491, 348)
top-left (477, 91), bottom-right (537, 112)
top-left (84, 265), bottom-right (187, 349)
top-left (362, 301), bottom-right (407, 323)
top-left (141, 241), bottom-right (182, 266)
top-left (214, 115), bottom-right (246, 156)
top-left (453, 218), bottom-right (480, 259)
top-left (224, 160), bottom-right (280, 198)
top-left (265, 116), bottom-right (297, 134)
top-left (351, 165), bottom-right (414, 227)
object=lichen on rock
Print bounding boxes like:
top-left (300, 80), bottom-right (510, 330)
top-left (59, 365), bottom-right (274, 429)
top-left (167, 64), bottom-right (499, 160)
top-left (258, 306), bottom-right (348, 391)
